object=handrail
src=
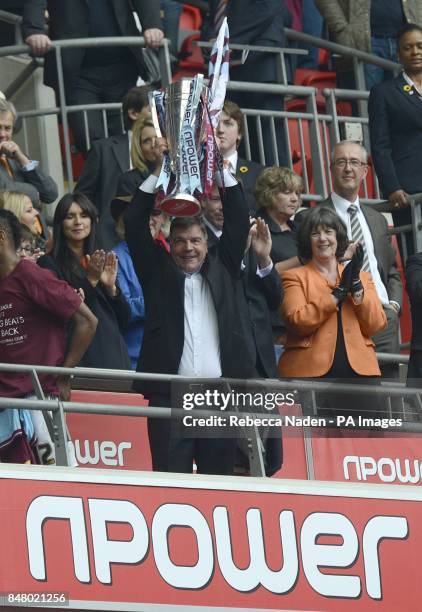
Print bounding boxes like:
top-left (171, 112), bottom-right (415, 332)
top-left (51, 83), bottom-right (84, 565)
top-left (0, 9), bottom-right (22, 25)
top-left (284, 27), bottom-right (400, 72)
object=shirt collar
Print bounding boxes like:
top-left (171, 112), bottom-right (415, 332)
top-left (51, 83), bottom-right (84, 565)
top-left (331, 191), bottom-right (360, 213)
top-left (224, 150), bottom-right (238, 173)
top-left (203, 216), bottom-right (223, 238)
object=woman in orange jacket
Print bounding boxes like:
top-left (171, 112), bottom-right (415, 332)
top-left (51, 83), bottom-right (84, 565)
top-left (278, 207), bottom-right (387, 380)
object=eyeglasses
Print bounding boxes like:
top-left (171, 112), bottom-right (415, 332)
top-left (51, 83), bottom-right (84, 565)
top-left (332, 158), bottom-right (367, 169)
top-left (17, 245), bottom-right (35, 255)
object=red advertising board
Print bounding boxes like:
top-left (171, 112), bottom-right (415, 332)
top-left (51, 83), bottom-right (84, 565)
top-left (0, 465), bottom-right (420, 611)
top-left (312, 430), bottom-right (422, 486)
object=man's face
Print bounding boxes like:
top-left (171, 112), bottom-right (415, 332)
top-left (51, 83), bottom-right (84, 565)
top-left (331, 143), bottom-right (368, 200)
top-left (170, 225), bottom-right (208, 274)
top-left (0, 112), bottom-right (14, 143)
top-left (216, 110), bottom-right (240, 156)
top-left (202, 188), bottom-right (224, 231)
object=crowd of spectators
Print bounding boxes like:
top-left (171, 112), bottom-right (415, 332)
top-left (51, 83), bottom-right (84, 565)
top-left (1, 1), bottom-right (422, 476)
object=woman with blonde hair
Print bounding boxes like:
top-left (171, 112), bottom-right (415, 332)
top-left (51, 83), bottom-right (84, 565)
top-left (0, 190), bottom-right (48, 251)
top-left (254, 166), bottom-right (303, 266)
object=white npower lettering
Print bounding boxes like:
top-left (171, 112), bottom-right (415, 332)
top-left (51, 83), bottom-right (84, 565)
top-left (25, 497), bottom-right (409, 599)
top-left (363, 516), bottom-right (408, 599)
top-left (301, 513), bottom-right (360, 598)
top-left (26, 496), bottom-right (90, 582)
top-left (152, 504), bottom-right (214, 588)
top-left (344, 455), bottom-right (422, 484)
top-left (88, 499), bottom-right (149, 584)
top-left (213, 507), bottom-right (299, 593)
top-left (70, 440), bottom-right (132, 466)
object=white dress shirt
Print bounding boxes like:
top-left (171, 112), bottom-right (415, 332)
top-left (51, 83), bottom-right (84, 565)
top-left (331, 192), bottom-right (390, 306)
top-left (224, 150), bottom-right (238, 174)
top-left (178, 271), bottom-right (222, 377)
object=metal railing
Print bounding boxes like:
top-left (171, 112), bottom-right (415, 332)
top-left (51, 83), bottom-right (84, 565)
top-left (0, 361), bottom-right (421, 480)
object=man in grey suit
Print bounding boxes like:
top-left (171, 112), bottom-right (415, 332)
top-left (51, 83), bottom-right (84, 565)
top-left (75, 85), bottom-right (151, 250)
top-left (320, 140), bottom-right (403, 379)
top-left (0, 98), bottom-right (57, 206)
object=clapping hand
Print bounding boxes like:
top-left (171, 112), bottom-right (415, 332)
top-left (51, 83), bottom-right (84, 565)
top-left (100, 251), bottom-right (118, 296)
top-left (350, 243), bottom-right (364, 294)
top-left (250, 217), bottom-right (272, 268)
top-left (332, 262), bottom-right (353, 303)
top-left (86, 249), bottom-right (106, 286)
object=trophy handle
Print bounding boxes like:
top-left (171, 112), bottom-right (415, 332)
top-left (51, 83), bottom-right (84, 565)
top-left (149, 93), bottom-right (163, 138)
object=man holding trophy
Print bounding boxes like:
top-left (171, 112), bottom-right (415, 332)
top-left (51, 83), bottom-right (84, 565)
top-left (124, 20), bottom-right (257, 474)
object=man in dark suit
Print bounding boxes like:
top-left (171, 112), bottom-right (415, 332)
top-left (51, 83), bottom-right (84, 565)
top-left (321, 140), bottom-right (403, 378)
top-left (125, 141), bottom-right (255, 475)
top-left (0, 98), bottom-right (58, 206)
top-left (75, 85), bottom-right (151, 250)
top-left (225, 0), bottom-right (291, 165)
top-left (22, 0), bottom-right (163, 154)
top-left (216, 100), bottom-right (265, 212)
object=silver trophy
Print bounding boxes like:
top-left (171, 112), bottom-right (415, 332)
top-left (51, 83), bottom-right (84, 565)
top-left (150, 76), bottom-right (208, 216)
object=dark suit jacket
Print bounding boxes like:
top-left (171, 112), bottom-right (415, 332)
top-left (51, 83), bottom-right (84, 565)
top-left (21, 0), bottom-right (162, 94)
top-left (319, 196), bottom-right (403, 307)
top-left (227, 0), bottom-right (290, 83)
top-left (236, 156), bottom-right (264, 212)
top-left (369, 73), bottom-right (422, 198)
top-left (75, 132), bottom-right (130, 249)
top-left (205, 224), bottom-right (282, 377)
top-left (125, 182), bottom-right (255, 396)
top-left (406, 253), bottom-right (422, 351)
top-left (0, 158), bottom-right (58, 205)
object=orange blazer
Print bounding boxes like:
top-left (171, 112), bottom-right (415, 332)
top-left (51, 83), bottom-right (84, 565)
top-left (278, 262), bottom-right (387, 377)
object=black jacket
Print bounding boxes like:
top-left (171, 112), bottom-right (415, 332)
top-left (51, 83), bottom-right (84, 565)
top-left (38, 254), bottom-right (131, 369)
top-left (206, 225), bottom-right (282, 378)
top-left (125, 183), bottom-right (255, 396)
top-left (369, 73), bottom-right (422, 198)
top-left (75, 132), bottom-right (130, 250)
top-left (21, 0), bottom-right (163, 94)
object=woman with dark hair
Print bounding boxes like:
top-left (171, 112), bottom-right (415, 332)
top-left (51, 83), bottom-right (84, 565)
top-left (369, 22), bottom-right (422, 257)
top-left (278, 207), bottom-right (386, 380)
top-left (38, 193), bottom-right (131, 369)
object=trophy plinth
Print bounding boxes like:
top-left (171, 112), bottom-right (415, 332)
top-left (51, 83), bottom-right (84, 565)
top-left (160, 192), bottom-right (201, 217)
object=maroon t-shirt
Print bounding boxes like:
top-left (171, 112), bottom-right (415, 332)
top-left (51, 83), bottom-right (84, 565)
top-left (0, 260), bottom-right (81, 397)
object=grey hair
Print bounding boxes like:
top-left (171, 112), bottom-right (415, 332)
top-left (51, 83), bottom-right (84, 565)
top-left (331, 140), bottom-right (368, 164)
top-left (0, 97), bottom-right (18, 124)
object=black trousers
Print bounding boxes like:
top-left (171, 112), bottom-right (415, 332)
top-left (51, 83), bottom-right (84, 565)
top-left (147, 384), bottom-right (237, 476)
top-left (67, 58), bottom-right (138, 155)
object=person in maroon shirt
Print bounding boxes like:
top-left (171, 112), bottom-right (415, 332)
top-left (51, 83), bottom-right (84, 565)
top-left (0, 209), bottom-right (97, 463)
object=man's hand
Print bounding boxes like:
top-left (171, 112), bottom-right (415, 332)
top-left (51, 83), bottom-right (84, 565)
top-left (100, 251), bottom-right (118, 296)
top-left (57, 374), bottom-right (71, 401)
top-left (25, 34), bottom-right (52, 55)
top-left (0, 140), bottom-right (30, 167)
top-left (151, 136), bottom-right (168, 176)
top-left (250, 217), bottom-right (272, 268)
top-left (388, 189), bottom-right (409, 210)
top-left (143, 28), bottom-right (164, 49)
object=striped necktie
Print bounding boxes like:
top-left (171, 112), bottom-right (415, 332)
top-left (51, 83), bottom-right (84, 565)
top-left (347, 204), bottom-right (370, 271)
top-left (214, 0), bottom-right (228, 36)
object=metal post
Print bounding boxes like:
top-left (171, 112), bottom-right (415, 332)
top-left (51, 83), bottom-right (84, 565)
top-left (55, 44), bottom-right (74, 186)
top-left (51, 399), bottom-right (70, 467)
top-left (306, 90), bottom-right (327, 197)
top-left (158, 39), bottom-right (172, 86)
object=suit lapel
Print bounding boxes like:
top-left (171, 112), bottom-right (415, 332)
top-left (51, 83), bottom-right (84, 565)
top-left (111, 134), bottom-right (130, 173)
top-left (395, 73), bottom-right (422, 114)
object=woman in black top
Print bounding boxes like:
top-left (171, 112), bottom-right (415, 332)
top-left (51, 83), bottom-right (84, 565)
top-left (38, 193), bottom-right (131, 369)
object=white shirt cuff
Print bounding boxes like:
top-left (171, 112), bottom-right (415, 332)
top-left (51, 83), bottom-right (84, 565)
top-left (140, 174), bottom-right (159, 193)
top-left (256, 261), bottom-right (273, 278)
top-left (22, 160), bottom-right (38, 172)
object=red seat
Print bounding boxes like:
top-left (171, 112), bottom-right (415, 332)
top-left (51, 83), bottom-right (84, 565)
top-left (58, 123), bottom-right (85, 182)
top-left (180, 4), bottom-right (202, 31)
